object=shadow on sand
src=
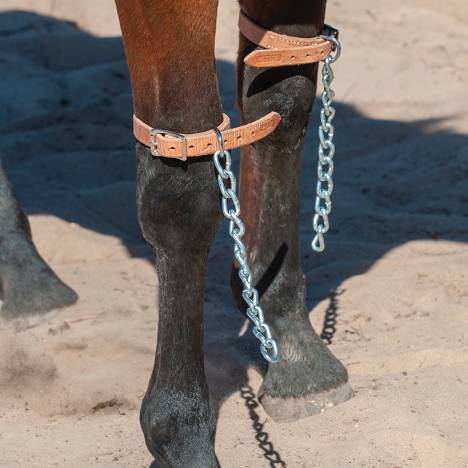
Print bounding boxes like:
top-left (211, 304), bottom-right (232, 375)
top-left (1, 10), bottom-right (468, 467)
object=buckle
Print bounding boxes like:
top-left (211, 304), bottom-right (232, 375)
top-left (150, 128), bottom-right (188, 161)
top-left (322, 24), bottom-right (339, 40)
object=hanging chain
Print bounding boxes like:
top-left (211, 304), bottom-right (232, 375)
top-left (211, 32), bottom-right (341, 361)
top-left (311, 34), bottom-right (342, 253)
top-left (212, 130), bottom-right (279, 364)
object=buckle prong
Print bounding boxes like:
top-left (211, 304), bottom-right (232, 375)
top-left (150, 128), bottom-right (188, 161)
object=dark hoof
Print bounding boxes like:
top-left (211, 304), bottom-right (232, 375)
top-left (149, 458), bottom-right (218, 468)
top-left (1, 269), bottom-right (78, 319)
top-left (0, 160), bottom-right (78, 319)
top-left (149, 459), bottom-right (219, 468)
top-left (260, 381), bottom-right (353, 422)
top-left (257, 315), bottom-right (352, 422)
top-left (141, 388), bottom-right (220, 468)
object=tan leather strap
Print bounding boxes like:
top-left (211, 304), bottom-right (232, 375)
top-left (238, 10), bottom-right (334, 68)
top-left (133, 112), bottom-right (281, 160)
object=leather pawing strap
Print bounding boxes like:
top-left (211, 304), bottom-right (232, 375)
top-left (133, 112), bottom-right (281, 160)
top-left (238, 10), bottom-right (333, 68)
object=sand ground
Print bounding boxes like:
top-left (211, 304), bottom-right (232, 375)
top-left (0, 0), bottom-right (468, 467)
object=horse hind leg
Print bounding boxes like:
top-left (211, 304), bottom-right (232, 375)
top-left (233, 0), bottom-right (352, 422)
top-left (116, 0), bottom-right (222, 466)
top-left (0, 160), bottom-right (77, 318)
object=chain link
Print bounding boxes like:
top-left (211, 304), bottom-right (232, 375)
top-left (213, 130), bottom-right (279, 363)
top-left (311, 35), bottom-right (341, 253)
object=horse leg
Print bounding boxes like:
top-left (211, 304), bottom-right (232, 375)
top-left (233, 0), bottom-right (352, 422)
top-left (115, 1), bottom-right (222, 466)
top-left (0, 160), bottom-right (77, 318)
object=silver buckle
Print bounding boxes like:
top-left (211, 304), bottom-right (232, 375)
top-left (150, 128), bottom-right (188, 161)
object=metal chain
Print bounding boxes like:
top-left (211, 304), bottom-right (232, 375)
top-left (211, 34), bottom-right (341, 361)
top-left (311, 35), bottom-right (342, 253)
top-left (212, 130), bottom-right (280, 364)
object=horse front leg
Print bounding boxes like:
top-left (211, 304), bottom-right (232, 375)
top-left (137, 151), bottom-right (222, 468)
top-left (233, 0), bottom-right (352, 422)
top-left (116, 1), bottom-right (222, 466)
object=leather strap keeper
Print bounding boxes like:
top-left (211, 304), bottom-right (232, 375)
top-left (239, 10), bottom-right (335, 68)
top-left (133, 112), bottom-right (281, 160)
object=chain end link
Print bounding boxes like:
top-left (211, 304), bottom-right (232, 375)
top-left (261, 340), bottom-right (280, 363)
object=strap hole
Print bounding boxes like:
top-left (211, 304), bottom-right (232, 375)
top-left (189, 145), bottom-right (194, 149)
top-left (170, 146), bottom-right (175, 151)
top-left (290, 55), bottom-right (296, 60)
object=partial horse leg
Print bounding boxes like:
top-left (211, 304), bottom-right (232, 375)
top-left (0, 160), bottom-right (77, 318)
top-left (233, 0), bottom-right (352, 421)
top-left (116, 1), bottom-right (222, 466)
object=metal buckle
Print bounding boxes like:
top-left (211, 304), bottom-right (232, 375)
top-left (322, 24), bottom-right (339, 40)
top-left (150, 128), bottom-right (188, 161)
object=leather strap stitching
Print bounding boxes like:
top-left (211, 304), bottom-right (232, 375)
top-left (238, 10), bottom-right (333, 68)
top-left (133, 112), bottom-right (281, 160)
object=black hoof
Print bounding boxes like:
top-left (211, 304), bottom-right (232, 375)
top-left (260, 382), bottom-right (353, 422)
top-left (0, 161), bottom-right (78, 318)
top-left (259, 317), bottom-right (352, 422)
top-left (1, 265), bottom-right (78, 319)
top-left (141, 388), bottom-right (220, 468)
